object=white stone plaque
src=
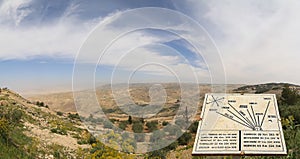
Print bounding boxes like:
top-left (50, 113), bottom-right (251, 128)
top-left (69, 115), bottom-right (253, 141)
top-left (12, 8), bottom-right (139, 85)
top-left (192, 94), bottom-right (287, 156)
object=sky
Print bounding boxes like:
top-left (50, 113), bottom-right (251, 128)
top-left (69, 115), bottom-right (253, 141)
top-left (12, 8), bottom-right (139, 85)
top-left (0, 0), bottom-right (300, 95)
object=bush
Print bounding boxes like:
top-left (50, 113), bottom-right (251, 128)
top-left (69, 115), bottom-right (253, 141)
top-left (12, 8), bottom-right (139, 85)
top-left (147, 149), bottom-right (167, 159)
top-left (165, 141), bottom-right (178, 151)
top-left (56, 111), bottom-right (63, 116)
top-left (162, 121), bottom-right (169, 126)
top-left (281, 85), bottom-right (299, 105)
top-left (146, 120), bottom-right (158, 132)
top-left (0, 117), bottom-right (9, 140)
top-left (88, 135), bottom-right (97, 145)
top-left (68, 113), bottom-right (80, 120)
top-left (103, 120), bottom-right (113, 129)
top-left (36, 101), bottom-right (45, 107)
top-left (109, 118), bottom-right (116, 123)
top-left (188, 121), bottom-right (199, 133)
top-left (11, 109), bottom-right (22, 123)
top-left (178, 132), bottom-right (192, 145)
top-left (50, 128), bottom-right (67, 135)
top-left (279, 105), bottom-right (300, 124)
top-left (132, 121), bottom-right (143, 133)
top-left (118, 121), bottom-right (128, 130)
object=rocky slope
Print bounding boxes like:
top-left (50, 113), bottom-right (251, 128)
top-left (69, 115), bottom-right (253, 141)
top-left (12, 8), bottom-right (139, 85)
top-left (0, 88), bottom-right (90, 158)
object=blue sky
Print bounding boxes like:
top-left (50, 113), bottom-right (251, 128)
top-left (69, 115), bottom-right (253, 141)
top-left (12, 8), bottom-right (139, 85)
top-left (1, 0), bottom-right (300, 95)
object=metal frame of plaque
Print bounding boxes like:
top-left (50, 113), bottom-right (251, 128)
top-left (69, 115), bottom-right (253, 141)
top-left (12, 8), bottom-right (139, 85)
top-left (192, 93), bottom-right (287, 156)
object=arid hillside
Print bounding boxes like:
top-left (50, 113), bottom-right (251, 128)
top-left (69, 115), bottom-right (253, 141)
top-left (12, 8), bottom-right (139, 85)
top-left (0, 88), bottom-right (91, 158)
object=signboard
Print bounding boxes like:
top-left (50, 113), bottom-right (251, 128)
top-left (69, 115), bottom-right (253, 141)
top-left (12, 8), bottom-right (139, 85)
top-left (192, 94), bottom-right (287, 156)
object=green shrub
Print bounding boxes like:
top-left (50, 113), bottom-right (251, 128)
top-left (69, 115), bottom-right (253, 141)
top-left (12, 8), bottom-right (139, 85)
top-left (118, 121), bottom-right (128, 130)
top-left (162, 121), bottom-right (169, 126)
top-left (103, 120), bottom-right (113, 129)
top-left (146, 120), bottom-right (158, 132)
top-left (188, 121), bottom-right (199, 133)
top-left (178, 132), bottom-right (192, 145)
top-left (11, 109), bottom-right (22, 123)
top-left (56, 111), bottom-right (63, 116)
top-left (36, 101), bottom-right (45, 107)
top-left (132, 121), bottom-right (143, 133)
top-left (68, 113), bottom-right (80, 120)
top-left (50, 128), bottom-right (67, 135)
top-left (165, 141), bottom-right (178, 151)
top-left (281, 85), bottom-right (299, 105)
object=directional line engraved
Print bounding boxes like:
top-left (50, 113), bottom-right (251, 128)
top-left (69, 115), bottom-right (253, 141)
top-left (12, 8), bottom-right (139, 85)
top-left (227, 110), bottom-right (254, 129)
top-left (251, 105), bottom-right (257, 127)
top-left (216, 111), bottom-right (253, 129)
top-left (211, 96), bottom-right (274, 131)
top-left (211, 95), bottom-right (220, 107)
top-left (257, 115), bottom-right (260, 127)
top-left (228, 103), bottom-right (255, 128)
top-left (245, 116), bottom-right (255, 128)
top-left (247, 109), bottom-right (256, 127)
top-left (260, 101), bottom-right (271, 127)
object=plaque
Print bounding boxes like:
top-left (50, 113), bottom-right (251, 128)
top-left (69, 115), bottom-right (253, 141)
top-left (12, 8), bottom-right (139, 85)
top-left (192, 94), bottom-right (287, 156)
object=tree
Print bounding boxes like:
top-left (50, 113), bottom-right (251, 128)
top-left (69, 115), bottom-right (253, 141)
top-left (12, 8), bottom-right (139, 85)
top-left (281, 85), bottom-right (299, 105)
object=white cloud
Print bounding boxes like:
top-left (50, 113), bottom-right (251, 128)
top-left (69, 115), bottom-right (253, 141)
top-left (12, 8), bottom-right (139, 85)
top-left (0, 1), bottom-right (106, 60)
top-left (0, 0), bottom-right (33, 26)
top-left (0, 23), bottom-right (84, 60)
top-left (0, 3), bottom-right (211, 84)
top-left (180, 0), bottom-right (300, 84)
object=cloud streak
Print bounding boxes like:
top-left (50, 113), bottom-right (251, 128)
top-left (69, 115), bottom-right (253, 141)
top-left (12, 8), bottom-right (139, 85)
top-left (176, 0), bottom-right (300, 84)
top-left (0, 0), bottom-right (98, 60)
